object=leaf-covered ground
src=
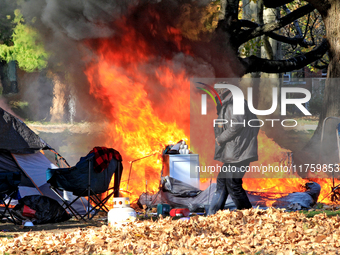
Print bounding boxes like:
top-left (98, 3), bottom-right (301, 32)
top-left (1, 208), bottom-right (340, 254)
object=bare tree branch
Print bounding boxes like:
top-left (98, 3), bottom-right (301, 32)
top-left (267, 31), bottom-right (314, 47)
top-left (263, 0), bottom-right (294, 8)
top-left (319, 59), bottom-right (329, 65)
top-left (309, 13), bottom-right (320, 45)
top-left (312, 64), bottom-right (328, 69)
top-left (302, 13), bottom-right (310, 42)
top-left (282, 5), bottom-right (303, 38)
top-left (263, 35), bottom-right (274, 59)
top-left (237, 4), bottom-right (315, 45)
top-left (240, 39), bottom-right (328, 73)
top-left (239, 19), bottom-right (314, 47)
top-left (238, 19), bottom-right (257, 28)
top-left (282, 5), bottom-right (312, 48)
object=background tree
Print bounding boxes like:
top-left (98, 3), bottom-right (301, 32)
top-left (0, 6), bottom-right (49, 95)
top-left (213, 0), bottom-right (327, 74)
top-left (0, 7), bottom-right (68, 123)
top-left (213, 0), bottom-right (340, 168)
top-left (0, 9), bottom-right (48, 72)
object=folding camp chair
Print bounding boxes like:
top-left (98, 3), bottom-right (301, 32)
top-left (46, 151), bottom-right (123, 220)
top-left (0, 172), bottom-right (21, 224)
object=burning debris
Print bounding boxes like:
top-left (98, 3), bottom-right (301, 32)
top-left (137, 178), bottom-right (322, 212)
top-left (272, 182), bottom-right (321, 210)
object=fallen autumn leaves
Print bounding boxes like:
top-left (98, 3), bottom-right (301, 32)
top-left (1, 208), bottom-right (340, 254)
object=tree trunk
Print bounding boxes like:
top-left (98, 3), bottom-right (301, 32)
top-left (0, 61), bottom-right (18, 95)
top-left (50, 74), bottom-right (66, 123)
top-left (295, 1), bottom-right (340, 176)
top-left (242, 0), bottom-right (261, 108)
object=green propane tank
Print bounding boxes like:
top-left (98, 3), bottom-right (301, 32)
top-left (108, 197), bottom-right (136, 226)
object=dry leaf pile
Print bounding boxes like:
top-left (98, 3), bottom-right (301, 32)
top-left (1, 208), bottom-right (340, 254)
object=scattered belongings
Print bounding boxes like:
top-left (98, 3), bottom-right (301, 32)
top-left (11, 195), bottom-right (71, 225)
top-left (0, 172), bottom-right (21, 223)
top-left (138, 176), bottom-right (322, 213)
top-left (272, 182), bottom-right (321, 210)
top-left (170, 208), bottom-right (190, 217)
top-left (157, 204), bottom-right (170, 216)
top-left (163, 140), bottom-right (191, 155)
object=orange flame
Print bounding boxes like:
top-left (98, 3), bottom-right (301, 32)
top-left (85, 19), bottom-right (191, 204)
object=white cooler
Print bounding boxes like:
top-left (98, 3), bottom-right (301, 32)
top-left (162, 154), bottom-right (200, 189)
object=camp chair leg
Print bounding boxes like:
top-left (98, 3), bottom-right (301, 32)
top-left (57, 188), bottom-right (101, 221)
top-left (74, 188), bottom-right (115, 220)
top-left (78, 189), bottom-right (105, 220)
top-left (90, 191), bottom-right (115, 212)
top-left (0, 190), bottom-right (19, 224)
top-left (49, 184), bottom-right (117, 221)
top-left (114, 162), bottom-right (123, 197)
top-left (49, 186), bottom-right (84, 220)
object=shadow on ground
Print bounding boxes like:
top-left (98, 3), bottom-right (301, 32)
top-left (0, 216), bottom-right (107, 236)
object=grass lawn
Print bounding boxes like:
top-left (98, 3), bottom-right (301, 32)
top-left (302, 209), bottom-right (340, 218)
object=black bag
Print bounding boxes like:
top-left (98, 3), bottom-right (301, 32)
top-left (12, 195), bottom-right (71, 224)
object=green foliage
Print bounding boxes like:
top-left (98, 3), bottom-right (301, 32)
top-left (202, 1), bottom-right (221, 32)
top-left (307, 64), bottom-right (319, 73)
top-left (0, 1), bottom-right (17, 45)
top-left (240, 38), bottom-right (263, 57)
top-left (0, 15), bottom-right (14, 45)
top-left (177, 0), bottom-right (221, 41)
top-left (0, 9), bottom-right (48, 72)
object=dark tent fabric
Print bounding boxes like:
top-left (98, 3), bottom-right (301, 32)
top-left (12, 195), bottom-right (71, 224)
top-left (0, 108), bottom-right (50, 154)
top-left (138, 183), bottom-right (268, 211)
top-left (0, 151), bottom-right (35, 187)
top-left (161, 176), bottom-right (201, 197)
top-left (138, 183), bottom-right (215, 211)
top-left (0, 151), bottom-right (22, 173)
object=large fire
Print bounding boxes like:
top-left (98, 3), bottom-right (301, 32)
top-left (84, 17), bottom-right (191, 203)
top-left (83, 11), bottom-right (340, 208)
